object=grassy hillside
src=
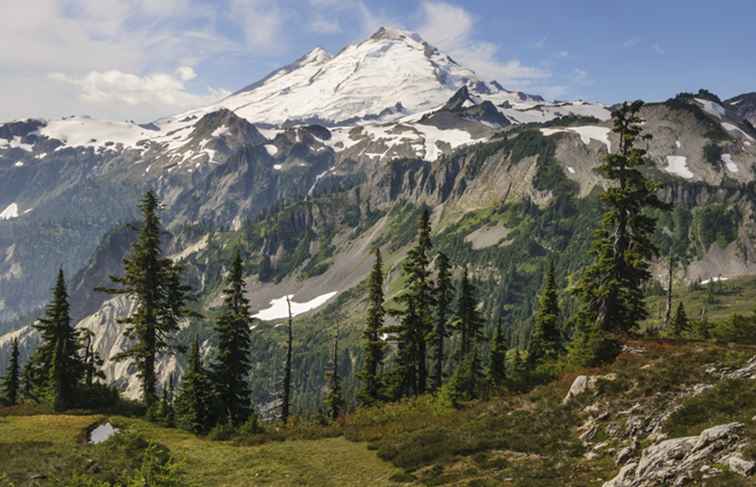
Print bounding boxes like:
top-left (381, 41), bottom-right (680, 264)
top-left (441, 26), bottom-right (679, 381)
top-left (0, 413), bottom-right (407, 486)
top-left (3, 340), bottom-right (756, 486)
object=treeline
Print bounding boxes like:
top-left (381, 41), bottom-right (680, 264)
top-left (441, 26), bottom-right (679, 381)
top-left (5, 101), bottom-right (756, 437)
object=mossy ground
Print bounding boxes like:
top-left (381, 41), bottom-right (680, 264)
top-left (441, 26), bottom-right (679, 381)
top-left (0, 414), bottom-right (408, 487)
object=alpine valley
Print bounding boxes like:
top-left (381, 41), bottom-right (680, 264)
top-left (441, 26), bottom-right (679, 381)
top-left (3, 26), bottom-right (756, 486)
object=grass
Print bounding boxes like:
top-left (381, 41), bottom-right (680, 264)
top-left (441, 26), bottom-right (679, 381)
top-left (0, 414), bottom-right (410, 487)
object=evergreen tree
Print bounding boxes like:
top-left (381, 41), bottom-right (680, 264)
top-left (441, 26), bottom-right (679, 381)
top-left (487, 318), bottom-right (507, 388)
top-left (444, 346), bottom-right (482, 406)
top-left (671, 302), bottom-right (690, 338)
top-left (281, 296), bottom-right (293, 423)
top-left (324, 328), bottom-right (344, 421)
top-left (31, 270), bottom-right (82, 410)
top-left (387, 208), bottom-right (434, 397)
top-left (100, 191), bottom-right (195, 407)
top-left (569, 101), bottom-right (667, 366)
top-left (358, 248), bottom-right (385, 405)
top-left (431, 252), bottom-right (452, 392)
top-left (2, 338), bottom-right (20, 405)
top-left (455, 267), bottom-right (483, 358)
top-left (175, 337), bottom-right (212, 434)
top-left (211, 250), bottom-right (253, 425)
top-left (528, 261), bottom-right (562, 366)
top-left (79, 328), bottom-right (104, 387)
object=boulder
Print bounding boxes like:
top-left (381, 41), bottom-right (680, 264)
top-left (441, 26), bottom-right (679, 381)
top-left (602, 423), bottom-right (743, 486)
top-left (724, 453), bottom-right (756, 477)
top-left (563, 373), bottom-right (618, 404)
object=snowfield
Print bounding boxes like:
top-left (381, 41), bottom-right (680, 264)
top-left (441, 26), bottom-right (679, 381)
top-left (540, 126), bottom-right (612, 151)
top-left (253, 291), bottom-right (339, 321)
top-left (664, 155), bottom-right (694, 179)
top-left (0, 203), bottom-right (19, 220)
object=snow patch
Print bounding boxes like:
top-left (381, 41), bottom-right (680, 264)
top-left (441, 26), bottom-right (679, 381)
top-left (722, 154), bottom-right (738, 173)
top-left (664, 155), bottom-right (694, 179)
top-left (14, 161), bottom-right (24, 167)
top-left (253, 291), bottom-right (339, 321)
top-left (89, 423), bottom-right (120, 444)
top-left (567, 166), bottom-right (576, 174)
top-left (40, 117), bottom-right (149, 150)
top-left (273, 164), bottom-right (283, 171)
top-left (0, 203), bottom-right (19, 220)
top-left (540, 126), bottom-right (611, 151)
top-left (264, 144), bottom-right (279, 156)
top-left (675, 140), bottom-right (682, 149)
top-left (722, 122), bottom-right (755, 142)
top-left (695, 98), bottom-right (725, 119)
top-left (701, 276), bottom-right (729, 286)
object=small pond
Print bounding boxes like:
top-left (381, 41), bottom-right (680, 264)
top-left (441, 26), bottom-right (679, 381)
top-left (89, 422), bottom-right (120, 444)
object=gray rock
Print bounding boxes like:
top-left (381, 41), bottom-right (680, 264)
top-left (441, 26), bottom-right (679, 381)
top-left (724, 453), bottom-right (755, 477)
top-left (602, 423), bottom-right (743, 487)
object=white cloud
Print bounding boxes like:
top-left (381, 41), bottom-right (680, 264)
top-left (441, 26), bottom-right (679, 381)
top-left (417, 1), bottom-right (549, 85)
top-left (229, 0), bottom-right (285, 51)
top-left (653, 43), bottom-right (666, 55)
top-left (623, 37), bottom-right (642, 48)
top-left (49, 69), bottom-right (228, 109)
top-left (0, 0), bottom-right (235, 121)
top-left (310, 14), bottom-right (342, 34)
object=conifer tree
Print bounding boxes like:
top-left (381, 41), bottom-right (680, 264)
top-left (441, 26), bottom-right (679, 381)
top-left (528, 261), bottom-right (562, 366)
top-left (671, 302), bottom-right (690, 338)
top-left (31, 270), bottom-right (82, 410)
top-left (281, 296), bottom-right (293, 423)
top-left (569, 101), bottom-right (667, 365)
top-left (487, 318), bottom-right (507, 388)
top-left (358, 248), bottom-right (385, 405)
top-left (444, 346), bottom-right (482, 405)
top-left (79, 328), bottom-right (104, 387)
top-left (100, 191), bottom-right (195, 407)
top-left (387, 207), bottom-right (434, 397)
top-left (431, 252), bottom-right (452, 392)
top-left (211, 250), bottom-right (253, 425)
top-left (456, 267), bottom-right (483, 358)
top-left (325, 328), bottom-right (344, 421)
top-left (2, 338), bottom-right (20, 405)
top-left (175, 337), bottom-right (212, 434)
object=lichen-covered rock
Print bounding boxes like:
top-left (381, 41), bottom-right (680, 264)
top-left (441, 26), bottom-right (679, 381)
top-left (724, 453), bottom-right (756, 477)
top-left (603, 422), bottom-right (743, 486)
top-left (563, 373), bottom-right (617, 404)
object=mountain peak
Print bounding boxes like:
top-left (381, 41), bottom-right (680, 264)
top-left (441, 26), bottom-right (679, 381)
top-left (302, 47), bottom-right (332, 64)
top-left (369, 26), bottom-right (424, 44)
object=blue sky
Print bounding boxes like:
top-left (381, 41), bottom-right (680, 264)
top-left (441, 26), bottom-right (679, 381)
top-left (1, 0), bottom-right (754, 122)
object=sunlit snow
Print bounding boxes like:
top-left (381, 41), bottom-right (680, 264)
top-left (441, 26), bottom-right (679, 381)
top-left (664, 156), bottom-right (694, 179)
top-left (253, 291), bottom-right (339, 321)
top-left (722, 154), bottom-right (738, 173)
top-left (540, 126), bottom-right (611, 151)
top-left (89, 422), bottom-right (120, 444)
top-left (0, 203), bottom-right (19, 220)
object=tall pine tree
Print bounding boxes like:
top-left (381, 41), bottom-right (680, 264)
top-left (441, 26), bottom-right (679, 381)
top-left (387, 207), bottom-right (434, 397)
top-left (100, 191), bottom-right (194, 407)
top-left (358, 248), bottom-right (385, 405)
top-left (569, 101), bottom-right (667, 365)
top-left (31, 270), bottom-right (82, 410)
top-left (281, 296), bottom-right (294, 423)
top-left (175, 337), bottom-right (212, 434)
top-left (324, 327), bottom-right (344, 421)
top-left (211, 250), bottom-right (253, 425)
top-left (431, 252), bottom-right (452, 392)
top-left (456, 267), bottom-right (483, 358)
top-left (2, 338), bottom-right (20, 405)
top-left (528, 261), bottom-right (562, 366)
top-left (487, 317), bottom-right (507, 388)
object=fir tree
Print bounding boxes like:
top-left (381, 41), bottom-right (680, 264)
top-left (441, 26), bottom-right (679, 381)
top-left (324, 327), bottom-right (344, 421)
top-left (281, 296), bottom-right (293, 423)
top-left (528, 261), bottom-right (562, 366)
top-left (444, 346), bottom-right (482, 406)
top-left (79, 328), bottom-right (104, 387)
top-left (455, 267), bottom-right (483, 358)
top-left (175, 337), bottom-right (212, 434)
top-left (387, 207), bottom-right (434, 397)
top-left (2, 338), bottom-right (20, 405)
top-left (569, 101), bottom-right (667, 366)
top-left (487, 317), bottom-right (507, 388)
top-left (31, 270), bottom-right (82, 410)
top-left (100, 191), bottom-right (195, 407)
top-left (431, 252), bottom-right (452, 392)
top-left (358, 248), bottom-right (385, 405)
top-left (671, 302), bottom-right (690, 338)
top-left (211, 250), bottom-right (253, 425)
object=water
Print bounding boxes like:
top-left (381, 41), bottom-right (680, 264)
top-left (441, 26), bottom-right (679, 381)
top-left (89, 422), bottom-right (120, 444)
